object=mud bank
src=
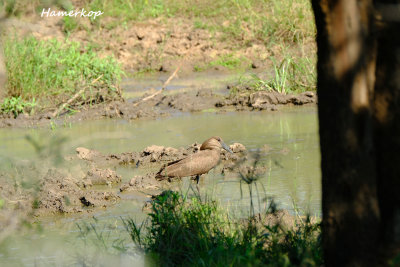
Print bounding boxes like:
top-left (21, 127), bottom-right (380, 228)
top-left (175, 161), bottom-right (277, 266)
top-left (76, 141), bottom-right (269, 193)
top-left (0, 89), bottom-right (316, 128)
top-left (0, 138), bottom-right (261, 219)
top-left (0, 165), bottom-right (121, 217)
top-left (218, 91), bottom-right (316, 111)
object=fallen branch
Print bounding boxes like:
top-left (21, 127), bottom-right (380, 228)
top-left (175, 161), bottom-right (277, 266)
top-left (52, 74), bottom-right (103, 118)
top-left (133, 59), bottom-right (185, 107)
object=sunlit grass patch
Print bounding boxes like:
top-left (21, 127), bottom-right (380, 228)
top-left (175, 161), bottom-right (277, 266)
top-left (3, 36), bottom-right (123, 109)
top-left (124, 191), bottom-right (322, 266)
top-left (0, 96), bottom-right (37, 118)
top-left (210, 53), bottom-right (243, 70)
top-left (230, 55), bottom-right (316, 95)
top-left (87, 0), bottom-right (315, 46)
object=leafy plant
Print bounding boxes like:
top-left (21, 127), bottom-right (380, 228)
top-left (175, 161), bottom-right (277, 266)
top-left (3, 36), bottom-right (123, 107)
top-left (210, 53), bottom-right (242, 70)
top-left (230, 55), bottom-right (316, 95)
top-left (63, 16), bottom-right (79, 34)
top-left (0, 96), bottom-right (36, 118)
top-left (123, 191), bottom-right (322, 266)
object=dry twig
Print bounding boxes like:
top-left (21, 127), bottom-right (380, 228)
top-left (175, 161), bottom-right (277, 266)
top-left (133, 60), bottom-right (184, 107)
top-left (51, 74), bottom-right (103, 118)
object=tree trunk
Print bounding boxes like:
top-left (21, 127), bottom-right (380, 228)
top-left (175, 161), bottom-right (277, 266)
top-left (373, 1), bottom-right (400, 261)
top-left (312, 0), bottom-right (380, 266)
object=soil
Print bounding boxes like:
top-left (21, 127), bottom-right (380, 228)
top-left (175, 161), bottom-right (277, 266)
top-left (0, 139), bottom-right (269, 218)
top-left (0, 3), bottom-right (317, 128)
top-left (0, 5), bottom-right (317, 229)
top-left (1, 7), bottom-right (291, 74)
top-left (0, 89), bottom-right (317, 128)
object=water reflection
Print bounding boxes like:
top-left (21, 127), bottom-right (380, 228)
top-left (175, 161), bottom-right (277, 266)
top-left (0, 106), bottom-right (320, 266)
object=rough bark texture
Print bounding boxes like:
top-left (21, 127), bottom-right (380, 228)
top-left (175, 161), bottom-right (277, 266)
top-left (373, 0), bottom-right (400, 261)
top-left (312, 0), bottom-right (380, 266)
top-left (314, 0), bottom-right (400, 265)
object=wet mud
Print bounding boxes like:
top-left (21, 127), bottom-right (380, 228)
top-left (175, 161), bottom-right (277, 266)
top-left (217, 91), bottom-right (317, 111)
top-left (1, 139), bottom-right (260, 219)
top-left (0, 89), bottom-right (316, 128)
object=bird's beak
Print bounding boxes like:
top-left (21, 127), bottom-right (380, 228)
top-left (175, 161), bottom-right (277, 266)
top-left (221, 141), bottom-right (233, 153)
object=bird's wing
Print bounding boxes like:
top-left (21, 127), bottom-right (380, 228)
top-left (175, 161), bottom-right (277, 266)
top-left (160, 151), bottom-right (219, 178)
top-left (166, 158), bottom-right (185, 166)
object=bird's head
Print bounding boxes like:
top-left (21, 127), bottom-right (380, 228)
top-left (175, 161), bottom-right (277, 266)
top-left (200, 136), bottom-right (233, 153)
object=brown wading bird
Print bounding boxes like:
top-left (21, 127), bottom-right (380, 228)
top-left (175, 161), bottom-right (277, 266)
top-left (155, 136), bottom-right (233, 183)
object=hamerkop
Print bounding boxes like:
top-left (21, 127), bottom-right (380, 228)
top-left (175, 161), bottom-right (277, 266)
top-left (155, 136), bottom-right (233, 183)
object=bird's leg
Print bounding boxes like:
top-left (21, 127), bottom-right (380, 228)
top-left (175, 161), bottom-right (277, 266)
top-left (195, 175), bottom-right (201, 200)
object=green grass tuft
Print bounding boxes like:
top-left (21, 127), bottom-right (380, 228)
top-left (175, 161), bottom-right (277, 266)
top-left (231, 55), bottom-right (316, 95)
top-left (3, 36), bottom-right (123, 107)
top-left (87, 0), bottom-right (315, 46)
top-left (0, 96), bottom-right (36, 118)
top-left (62, 16), bottom-right (79, 34)
top-left (124, 191), bottom-right (322, 266)
top-left (210, 54), bottom-right (242, 70)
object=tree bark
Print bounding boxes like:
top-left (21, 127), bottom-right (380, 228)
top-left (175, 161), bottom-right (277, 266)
top-left (373, 1), bottom-right (400, 261)
top-left (312, 0), bottom-right (380, 266)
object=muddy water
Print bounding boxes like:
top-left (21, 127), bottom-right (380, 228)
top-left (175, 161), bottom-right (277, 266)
top-left (0, 106), bottom-right (320, 266)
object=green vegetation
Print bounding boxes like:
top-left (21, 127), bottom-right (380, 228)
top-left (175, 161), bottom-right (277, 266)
top-left (3, 36), bottom-right (123, 111)
top-left (124, 191), bottom-right (322, 266)
top-left (210, 54), bottom-right (243, 70)
top-left (0, 96), bottom-right (36, 118)
top-left (194, 53), bottom-right (244, 72)
top-left (231, 55), bottom-right (316, 95)
top-left (88, 0), bottom-right (315, 45)
top-left (0, 0), bottom-right (73, 16)
top-left (62, 16), bottom-right (79, 34)
top-left (85, 0), bottom-right (316, 84)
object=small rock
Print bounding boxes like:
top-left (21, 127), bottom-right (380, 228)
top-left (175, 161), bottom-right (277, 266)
top-left (76, 147), bottom-right (101, 161)
top-left (303, 91), bottom-right (315, 98)
top-left (215, 101), bottom-right (225, 107)
top-left (120, 175), bottom-right (160, 192)
top-left (129, 177), bottom-right (138, 186)
top-left (135, 30), bottom-right (145, 40)
top-left (142, 145), bottom-right (165, 156)
top-left (85, 168), bottom-right (121, 185)
top-left (229, 143), bottom-right (246, 153)
top-left (80, 196), bottom-right (93, 207)
top-left (164, 147), bottom-right (179, 156)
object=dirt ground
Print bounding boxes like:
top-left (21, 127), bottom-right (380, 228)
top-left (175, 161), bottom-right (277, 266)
top-left (0, 138), bottom-right (256, 220)
top-left (0, 3), bottom-right (317, 127)
top-left (1, 8), bottom-right (288, 74)
top-left (0, 89), bottom-right (316, 127)
top-left (0, 4), bottom-right (317, 231)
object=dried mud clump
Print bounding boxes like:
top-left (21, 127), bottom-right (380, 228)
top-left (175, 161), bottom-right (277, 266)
top-left (216, 91), bottom-right (316, 111)
top-left (84, 168), bottom-right (121, 185)
top-left (120, 175), bottom-right (161, 192)
top-left (36, 168), bottom-right (120, 214)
